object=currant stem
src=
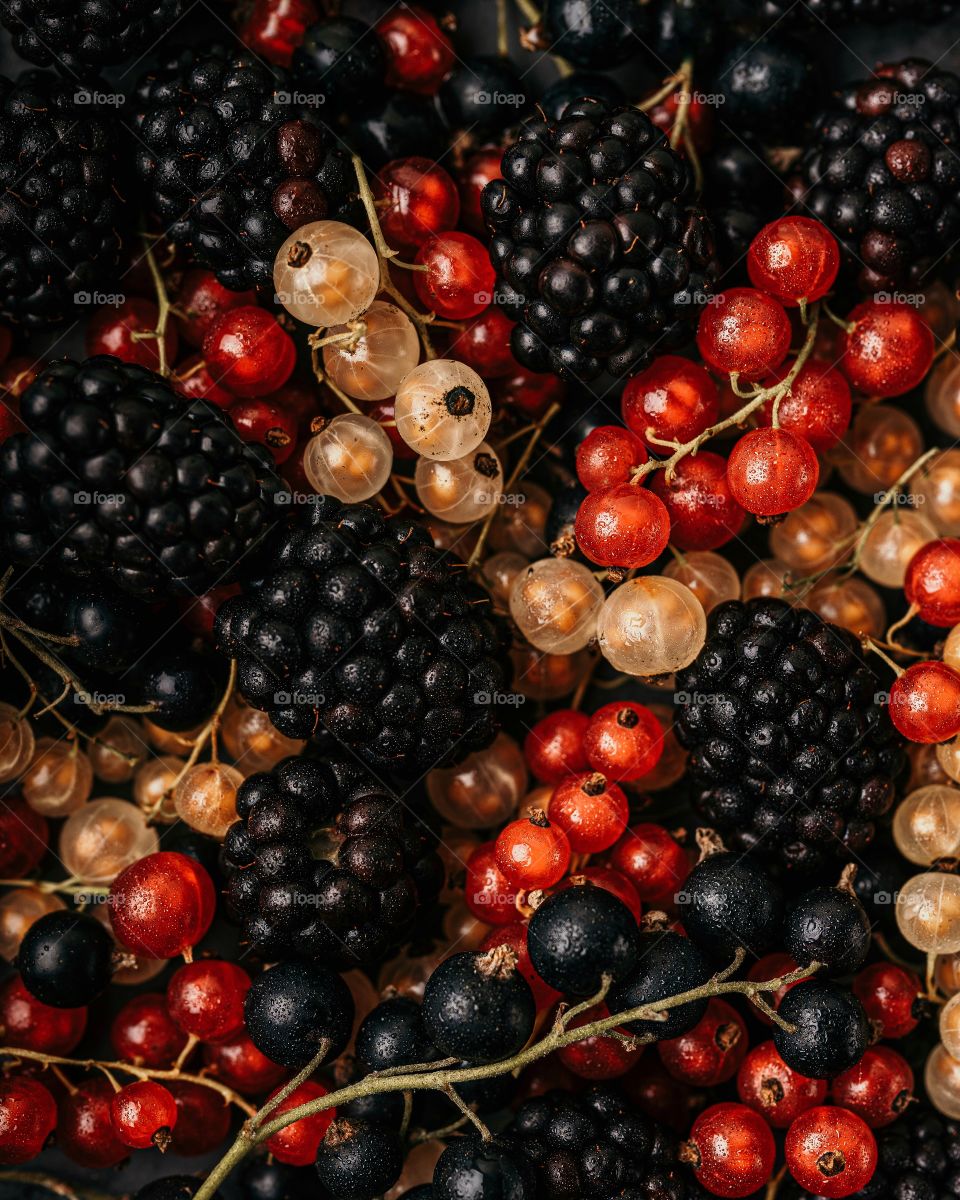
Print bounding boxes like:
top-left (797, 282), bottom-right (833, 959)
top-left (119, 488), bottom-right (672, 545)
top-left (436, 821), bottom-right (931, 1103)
top-left (0, 1171), bottom-right (114, 1200)
top-left (139, 235), bottom-right (175, 377)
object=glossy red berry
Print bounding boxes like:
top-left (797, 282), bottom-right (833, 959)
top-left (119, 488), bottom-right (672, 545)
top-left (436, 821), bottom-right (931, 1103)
top-left (574, 482), bottom-right (671, 568)
top-left (583, 701), bottom-right (664, 782)
top-left (622, 355), bottom-right (719, 451)
top-left (746, 954), bottom-right (800, 1026)
top-left (726, 428), bottom-right (819, 518)
top-left (166, 1081), bottom-right (232, 1156)
top-left (784, 1106), bottom-right (877, 1198)
top-left (905, 538), bottom-right (960, 626)
top-left (737, 1040), bottom-right (826, 1128)
top-left (524, 709), bottom-right (589, 784)
top-left (202, 1031), bottom-right (288, 1095)
top-left (557, 1002), bottom-right (643, 1080)
top-left (458, 149), bottom-right (503, 234)
top-left (110, 1080), bottom-right (178, 1150)
top-left (559, 866), bottom-right (641, 920)
top-left (172, 355), bottom-right (235, 408)
top-left (203, 306), bottom-right (296, 397)
top-left (831, 1045), bottom-right (914, 1129)
top-left (453, 308), bottom-right (517, 378)
top-left (229, 396), bottom-right (299, 464)
top-left (889, 660), bottom-right (960, 743)
top-left (480, 922), bottom-right (561, 1010)
top-left (240, 0), bottom-right (319, 66)
top-left (838, 299), bottom-right (934, 398)
top-left (747, 217), bottom-right (840, 306)
top-left (0, 1077), bottom-right (56, 1164)
top-left (548, 772), bottom-right (629, 853)
top-left (576, 425), bottom-right (648, 492)
top-left (177, 269), bottom-right (256, 347)
top-left (685, 1102), bottom-right (776, 1198)
top-left (495, 812), bottom-right (571, 890)
top-left (110, 993), bottom-right (188, 1068)
top-left (659, 999), bottom-right (748, 1087)
top-left (85, 297), bottom-right (179, 372)
top-left (369, 399), bottom-right (417, 460)
top-left (376, 4), bottom-right (455, 94)
top-left (465, 841), bottom-right (520, 925)
top-left (0, 975), bottom-right (86, 1055)
top-left (414, 231), bottom-right (495, 320)
top-left (852, 963), bottom-right (922, 1039)
top-left (166, 959), bottom-right (251, 1043)
top-left (696, 288), bottom-right (792, 379)
top-left (649, 452), bottom-right (746, 551)
top-left (264, 1080), bottom-right (334, 1166)
top-left (109, 851), bottom-right (216, 960)
top-left (58, 1078), bottom-right (128, 1168)
top-left (0, 798), bottom-right (48, 879)
top-left (375, 157), bottom-right (460, 248)
top-left (496, 366), bottom-right (566, 418)
top-left (756, 360), bottom-right (852, 452)
top-left (610, 824), bottom-right (689, 903)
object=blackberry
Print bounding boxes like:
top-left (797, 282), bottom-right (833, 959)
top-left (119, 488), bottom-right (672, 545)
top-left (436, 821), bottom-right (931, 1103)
top-left (222, 754), bottom-right (444, 968)
top-left (794, 59), bottom-right (960, 291)
top-left (214, 496), bottom-right (507, 772)
top-left (758, 0), bottom-right (958, 23)
top-left (132, 46), bottom-right (358, 291)
top-left (676, 598), bottom-right (906, 876)
top-left (506, 1086), bottom-right (703, 1199)
top-left (481, 98), bottom-right (717, 382)
top-left (0, 73), bottom-right (126, 327)
top-left (1, 1), bottom-right (182, 76)
top-left (0, 357), bottom-right (287, 598)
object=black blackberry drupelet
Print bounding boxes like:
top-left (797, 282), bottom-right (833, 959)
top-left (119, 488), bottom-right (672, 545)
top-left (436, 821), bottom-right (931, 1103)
top-left (481, 97), bottom-right (717, 382)
top-left (0, 1), bottom-right (182, 76)
top-left (0, 73), bottom-right (126, 326)
top-left (222, 754), bottom-right (444, 967)
top-left (214, 497), bottom-right (507, 773)
top-left (676, 598), bottom-right (906, 876)
top-left (0, 356), bottom-right (288, 598)
top-left (132, 46), bottom-right (359, 291)
top-left (758, 0), bottom-right (957, 24)
top-left (794, 59), bottom-right (960, 290)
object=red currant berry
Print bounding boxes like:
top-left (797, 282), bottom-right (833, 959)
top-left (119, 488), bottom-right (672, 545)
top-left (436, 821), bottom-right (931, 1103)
top-left (852, 962), bottom-right (922, 1039)
top-left (375, 157), bottom-right (460, 248)
top-left (203, 1032), bottom-right (288, 1095)
top-left (109, 851), bottom-right (216, 960)
top-left (905, 538), bottom-right (960, 626)
top-left (458, 149), bottom-right (503, 235)
top-left (574, 482), bottom-right (671, 568)
top-left (414, 232), bottom-right (495, 320)
top-left (166, 959), bottom-right (251, 1043)
top-left (368, 399), bottom-right (417, 461)
top-left (495, 812), bottom-right (571, 890)
top-left (890, 660), bottom-right (960, 743)
top-left (696, 288), bottom-right (792, 380)
top-left (452, 307), bottom-right (516, 378)
top-left (110, 1080), bottom-right (178, 1150)
top-left (465, 842), bottom-right (520, 925)
top-left (726, 428), bottom-right (819, 518)
top-left (110, 993), bottom-right (187, 1068)
top-left (376, 5), bottom-right (455, 94)
top-left (684, 1101), bottom-right (776, 1198)
top-left (0, 393), bottom-right (22, 443)
top-left (838, 299), bottom-right (934, 398)
top-left (622, 355), bottom-right (719, 451)
top-left (576, 425), bottom-right (648, 492)
top-left (479, 922), bottom-right (561, 1010)
top-left (524, 709), bottom-right (589, 784)
top-left (583, 701), bottom-right (664, 782)
top-left (755, 360), bottom-right (852, 452)
top-left (650, 91), bottom-right (715, 153)
top-left (610, 824), bottom-right (689, 903)
top-left (747, 217), bottom-right (840, 306)
top-left (0, 325), bottom-right (11, 366)
top-left (496, 366), bottom-right (566, 418)
top-left (736, 1040), bottom-right (826, 1128)
top-left (649, 452), bottom-right (746, 552)
top-left (784, 1106), bottom-right (877, 1198)
top-left (203, 306), bottom-right (296, 397)
top-left (264, 1080), bottom-right (334, 1165)
top-left (557, 1002), bottom-right (643, 1080)
top-left (229, 396), bottom-right (299, 464)
top-left (0, 798), bottom-right (48, 878)
top-left (659, 999), bottom-right (748, 1087)
top-left (86, 297), bottom-right (179, 372)
top-left (176, 269), bottom-right (255, 347)
top-left (177, 582), bottom-right (240, 643)
top-left (172, 356), bottom-right (235, 408)
top-left (831, 1045), bottom-right (914, 1129)
top-left (0, 975), bottom-right (86, 1054)
top-left (621, 1058), bottom-right (700, 1133)
top-left (548, 772), bottom-right (629, 853)
top-left (0, 1076), bottom-right (56, 1164)
top-left (239, 0), bottom-right (318, 66)
top-left (559, 866), bottom-right (641, 920)
top-left (58, 1078), bottom-right (128, 1168)
top-left (166, 1081), bottom-right (231, 1156)
top-left (746, 954), bottom-right (800, 1026)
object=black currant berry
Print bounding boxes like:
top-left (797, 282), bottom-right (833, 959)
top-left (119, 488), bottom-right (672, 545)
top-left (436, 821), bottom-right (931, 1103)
top-left (422, 948), bottom-right (535, 1064)
top-left (773, 981), bottom-right (870, 1078)
top-left (356, 997), bottom-right (435, 1073)
top-left (293, 17), bottom-right (385, 106)
top-left (714, 35), bottom-right (813, 138)
top-left (527, 884), bottom-right (639, 997)
top-left (134, 650), bottom-right (219, 732)
top-left (432, 1136), bottom-right (535, 1200)
top-left (240, 1160), bottom-right (314, 1200)
top-left (607, 930), bottom-right (711, 1040)
top-left (680, 850), bottom-right (783, 961)
top-left (18, 911), bottom-right (114, 1008)
top-left (785, 883), bottom-right (872, 976)
top-left (244, 961), bottom-right (353, 1068)
top-left (134, 1180), bottom-right (221, 1200)
top-left (542, 0), bottom-right (650, 67)
top-left (314, 1118), bottom-right (403, 1200)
